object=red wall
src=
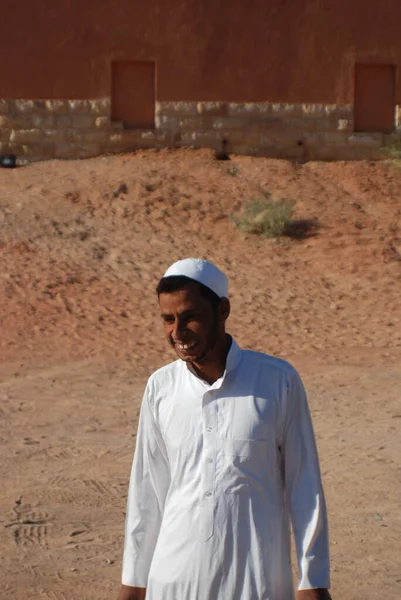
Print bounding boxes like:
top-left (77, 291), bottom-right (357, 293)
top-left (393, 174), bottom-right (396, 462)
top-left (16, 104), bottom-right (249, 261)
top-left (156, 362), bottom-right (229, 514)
top-left (1, 0), bottom-right (401, 103)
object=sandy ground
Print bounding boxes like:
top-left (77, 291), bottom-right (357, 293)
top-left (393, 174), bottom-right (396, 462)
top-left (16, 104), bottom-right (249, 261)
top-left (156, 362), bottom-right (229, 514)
top-left (0, 149), bottom-right (400, 599)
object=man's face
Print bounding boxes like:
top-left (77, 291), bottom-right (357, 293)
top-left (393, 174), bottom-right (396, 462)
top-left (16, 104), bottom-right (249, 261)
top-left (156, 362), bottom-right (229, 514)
top-left (159, 283), bottom-right (223, 364)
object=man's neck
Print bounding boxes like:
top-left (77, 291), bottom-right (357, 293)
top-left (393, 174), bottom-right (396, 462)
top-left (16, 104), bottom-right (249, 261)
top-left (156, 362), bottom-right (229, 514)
top-left (188, 334), bottom-right (232, 385)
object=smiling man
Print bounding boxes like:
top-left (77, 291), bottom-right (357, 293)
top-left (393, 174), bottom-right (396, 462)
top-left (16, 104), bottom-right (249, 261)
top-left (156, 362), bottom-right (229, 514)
top-left (117, 258), bottom-right (332, 600)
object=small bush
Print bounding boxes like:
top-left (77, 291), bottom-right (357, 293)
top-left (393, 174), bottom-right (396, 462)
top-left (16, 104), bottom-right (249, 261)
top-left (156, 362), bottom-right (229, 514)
top-left (233, 197), bottom-right (296, 238)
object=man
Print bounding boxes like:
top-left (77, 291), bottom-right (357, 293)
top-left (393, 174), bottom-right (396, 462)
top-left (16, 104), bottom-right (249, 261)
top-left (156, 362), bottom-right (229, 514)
top-left (118, 258), bottom-right (332, 600)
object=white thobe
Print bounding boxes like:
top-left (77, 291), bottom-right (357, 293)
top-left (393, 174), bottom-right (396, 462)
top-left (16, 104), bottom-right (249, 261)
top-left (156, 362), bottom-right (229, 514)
top-left (122, 339), bottom-right (330, 599)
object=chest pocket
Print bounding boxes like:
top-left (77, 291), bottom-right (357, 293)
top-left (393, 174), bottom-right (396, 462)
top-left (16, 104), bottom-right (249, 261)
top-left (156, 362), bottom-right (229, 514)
top-left (219, 438), bottom-right (274, 495)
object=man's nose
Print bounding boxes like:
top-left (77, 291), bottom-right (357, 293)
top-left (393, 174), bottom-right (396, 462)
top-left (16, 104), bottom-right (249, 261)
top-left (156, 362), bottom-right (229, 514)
top-left (172, 318), bottom-right (185, 340)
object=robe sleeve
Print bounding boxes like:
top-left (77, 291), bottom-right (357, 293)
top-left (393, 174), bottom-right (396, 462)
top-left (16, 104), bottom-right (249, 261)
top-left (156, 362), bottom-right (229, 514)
top-left (122, 378), bottom-right (170, 587)
top-left (282, 369), bottom-right (331, 590)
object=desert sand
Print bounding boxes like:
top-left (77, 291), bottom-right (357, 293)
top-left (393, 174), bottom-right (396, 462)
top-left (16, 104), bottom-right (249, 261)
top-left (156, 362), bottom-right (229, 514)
top-left (0, 149), bottom-right (400, 599)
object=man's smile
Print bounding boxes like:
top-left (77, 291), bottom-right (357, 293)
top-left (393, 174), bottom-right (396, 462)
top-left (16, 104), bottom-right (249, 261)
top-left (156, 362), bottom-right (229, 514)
top-left (175, 341), bottom-right (197, 351)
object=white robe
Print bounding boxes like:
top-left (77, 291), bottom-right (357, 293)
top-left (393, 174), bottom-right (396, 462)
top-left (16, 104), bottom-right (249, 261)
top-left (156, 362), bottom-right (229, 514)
top-left (122, 339), bottom-right (330, 599)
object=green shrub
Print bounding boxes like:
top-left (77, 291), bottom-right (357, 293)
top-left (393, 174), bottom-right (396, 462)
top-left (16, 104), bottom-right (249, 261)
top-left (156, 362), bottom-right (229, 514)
top-left (233, 197), bottom-right (296, 238)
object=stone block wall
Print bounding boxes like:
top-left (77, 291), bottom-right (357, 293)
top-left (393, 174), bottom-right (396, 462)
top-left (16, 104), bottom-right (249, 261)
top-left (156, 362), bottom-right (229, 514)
top-left (0, 98), bottom-right (398, 162)
top-left (156, 101), bottom-right (386, 161)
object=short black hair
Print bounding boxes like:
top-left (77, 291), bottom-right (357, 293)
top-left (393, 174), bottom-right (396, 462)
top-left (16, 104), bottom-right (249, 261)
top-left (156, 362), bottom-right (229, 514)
top-left (156, 275), bottom-right (221, 309)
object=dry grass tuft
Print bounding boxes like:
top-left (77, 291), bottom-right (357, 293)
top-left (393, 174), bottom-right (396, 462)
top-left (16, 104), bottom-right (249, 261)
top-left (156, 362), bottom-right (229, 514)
top-left (233, 197), bottom-right (296, 238)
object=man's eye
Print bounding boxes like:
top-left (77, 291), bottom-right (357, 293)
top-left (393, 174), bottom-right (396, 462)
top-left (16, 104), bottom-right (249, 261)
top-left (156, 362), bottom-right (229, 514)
top-left (162, 316), bottom-right (174, 324)
top-left (185, 313), bottom-right (198, 322)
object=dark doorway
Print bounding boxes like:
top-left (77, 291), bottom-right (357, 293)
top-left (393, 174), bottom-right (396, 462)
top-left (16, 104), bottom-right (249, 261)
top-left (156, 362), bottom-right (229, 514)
top-left (112, 61), bottom-right (156, 128)
top-left (354, 64), bottom-right (396, 133)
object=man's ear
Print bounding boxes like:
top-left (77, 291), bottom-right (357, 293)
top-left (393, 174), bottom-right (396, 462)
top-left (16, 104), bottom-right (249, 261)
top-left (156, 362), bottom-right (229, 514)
top-left (219, 298), bottom-right (230, 322)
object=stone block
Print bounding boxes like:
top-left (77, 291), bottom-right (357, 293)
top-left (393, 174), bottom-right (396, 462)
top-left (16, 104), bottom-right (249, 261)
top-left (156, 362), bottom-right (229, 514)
top-left (337, 119), bottom-right (353, 132)
top-left (307, 146), bottom-right (339, 161)
top-left (334, 147), bottom-right (361, 161)
top-left (275, 144), bottom-right (306, 160)
top-left (56, 115), bottom-right (72, 128)
top-left (348, 133), bottom-right (383, 146)
top-left (229, 145), bottom-right (257, 157)
top-left (54, 143), bottom-right (81, 159)
top-left (45, 100), bottom-right (69, 114)
top-left (89, 99), bottom-right (111, 116)
top-left (104, 138), bottom-right (136, 153)
top-left (181, 130), bottom-right (222, 143)
top-left (109, 133), bottom-right (125, 144)
top-left (0, 128), bottom-right (11, 142)
top-left (302, 132), bottom-right (325, 147)
top-left (82, 130), bottom-right (109, 143)
top-left (72, 115), bottom-right (95, 129)
top-left (322, 105), bottom-right (340, 117)
top-left (110, 120), bottom-right (124, 130)
top-left (32, 100), bottom-right (49, 113)
top-left (138, 130), bottom-right (158, 141)
top-left (271, 103), bottom-right (302, 118)
top-left (155, 114), bottom-right (178, 129)
top-left (31, 114), bottom-right (56, 128)
top-left (353, 146), bottom-right (381, 160)
top-left (228, 102), bottom-right (271, 117)
top-left (259, 132), bottom-right (279, 146)
top-left (0, 100), bottom-right (9, 114)
top-left (266, 132), bottom-right (305, 147)
top-left (78, 143), bottom-right (101, 158)
top-left (249, 117), bottom-right (285, 132)
top-left (10, 100), bottom-right (47, 115)
top-left (63, 129), bottom-right (83, 143)
top-left (95, 116), bottom-right (110, 129)
top-left (281, 118), bottom-right (317, 132)
top-left (42, 129), bottom-right (64, 143)
top-left (1, 114), bottom-right (33, 129)
top-left (333, 104), bottom-right (353, 118)
top-left (156, 102), bottom-right (198, 117)
top-left (262, 146), bottom-right (283, 158)
top-left (231, 144), bottom-right (281, 158)
top-left (10, 129), bottom-right (44, 143)
top-left (177, 131), bottom-right (198, 145)
top-left (7, 99), bottom-right (46, 114)
top-left (211, 117), bottom-right (247, 130)
top-left (301, 104), bottom-right (327, 119)
top-left (178, 116), bottom-right (214, 130)
top-left (314, 117), bottom-right (341, 132)
top-left (159, 130), bottom-right (174, 146)
top-left (104, 132), bottom-right (137, 152)
top-left (322, 132), bottom-right (349, 145)
top-left (180, 130), bottom-right (223, 149)
top-left (12, 99), bottom-right (36, 114)
top-left (197, 102), bottom-right (229, 116)
top-left (116, 129), bottom-right (172, 147)
top-left (68, 100), bottom-right (91, 113)
top-left (55, 142), bottom-right (101, 160)
top-left (229, 144), bottom-right (250, 156)
top-left (226, 130), bottom-right (261, 146)
top-left (22, 143), bottom-right (55, 159)
top-left (2, 142), bottom-right (24, 156)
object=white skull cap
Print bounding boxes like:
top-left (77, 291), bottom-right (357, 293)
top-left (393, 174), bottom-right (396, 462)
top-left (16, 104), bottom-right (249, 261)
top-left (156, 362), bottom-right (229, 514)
top-left (163, 258), bottom-right (228, 298)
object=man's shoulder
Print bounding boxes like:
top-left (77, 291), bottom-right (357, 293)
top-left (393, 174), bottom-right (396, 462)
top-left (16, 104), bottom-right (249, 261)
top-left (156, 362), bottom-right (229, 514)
top-left (241, 348), bottom-right (298, 377)
top-left (147, 359), bottom-right (184, 389)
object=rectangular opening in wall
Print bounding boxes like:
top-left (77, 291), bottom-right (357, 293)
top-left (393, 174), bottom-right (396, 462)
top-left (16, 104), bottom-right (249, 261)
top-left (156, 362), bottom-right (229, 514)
top-left (354, 64), bottom-right (396, 133)
top-left (111, 61), bottom-right (156, 128)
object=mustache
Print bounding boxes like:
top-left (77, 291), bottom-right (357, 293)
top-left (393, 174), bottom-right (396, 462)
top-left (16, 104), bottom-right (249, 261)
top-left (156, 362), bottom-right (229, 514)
top-left (170, 335), bottom-right (197, 344)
